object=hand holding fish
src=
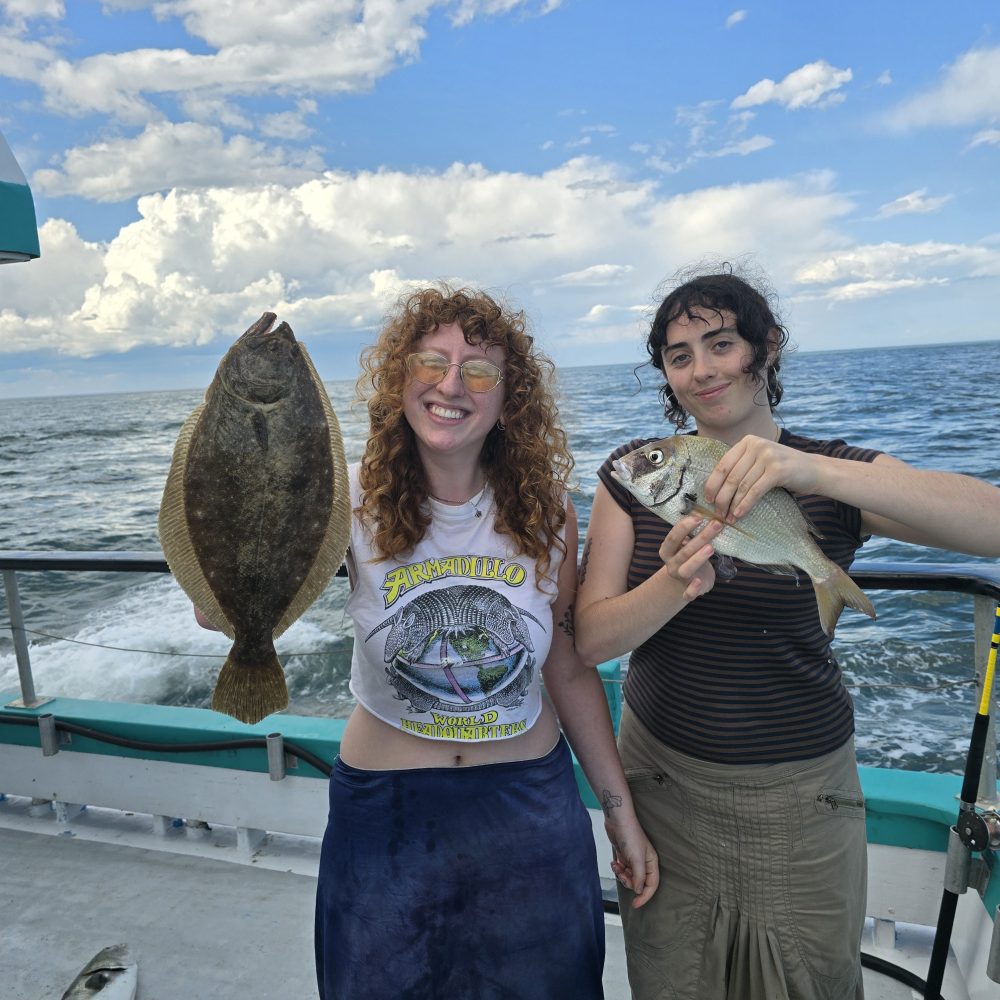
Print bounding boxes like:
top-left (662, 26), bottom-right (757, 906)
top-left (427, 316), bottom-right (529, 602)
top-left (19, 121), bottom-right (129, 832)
top-left (703, 434), bottom-right (818, 522)
top-left (610, 435), bottom-right (877, 634)
top-left (658, 513), bottom-right (724, 602)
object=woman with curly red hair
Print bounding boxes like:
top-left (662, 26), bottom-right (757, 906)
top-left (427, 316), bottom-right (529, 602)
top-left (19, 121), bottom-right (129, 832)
top-left (314, 286), bottom-right (657, 999)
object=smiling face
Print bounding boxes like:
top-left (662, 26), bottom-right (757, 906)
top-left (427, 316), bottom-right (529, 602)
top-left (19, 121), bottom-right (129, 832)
top-left (402, 321), bottom-right (506, 467)
top-left (661, 306), bottom-right (773, 441)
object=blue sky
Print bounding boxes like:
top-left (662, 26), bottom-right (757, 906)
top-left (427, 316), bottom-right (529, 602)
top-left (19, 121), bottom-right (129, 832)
top-left (1, 0), bottom-right (999, 398)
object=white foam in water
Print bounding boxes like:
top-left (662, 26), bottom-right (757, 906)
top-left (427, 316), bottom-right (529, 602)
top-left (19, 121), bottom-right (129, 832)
top-left (0, 575), bottom-right (347, 708)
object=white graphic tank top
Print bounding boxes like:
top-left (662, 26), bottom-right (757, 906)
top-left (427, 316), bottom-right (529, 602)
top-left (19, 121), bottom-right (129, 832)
top-left (346, 464), bottom-right (559, 742)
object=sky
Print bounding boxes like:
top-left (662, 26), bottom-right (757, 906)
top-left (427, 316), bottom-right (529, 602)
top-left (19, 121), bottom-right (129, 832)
top-left (1, 1), bottom-right (999, 398)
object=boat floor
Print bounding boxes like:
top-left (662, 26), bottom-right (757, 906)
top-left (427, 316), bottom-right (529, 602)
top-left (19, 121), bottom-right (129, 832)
top-left (0, 809), bottom-right (972, 1000)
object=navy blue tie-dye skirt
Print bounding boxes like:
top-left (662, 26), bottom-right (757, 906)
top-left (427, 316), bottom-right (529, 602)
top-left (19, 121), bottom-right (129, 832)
top-left (315, 735), bottom-right (605, 999)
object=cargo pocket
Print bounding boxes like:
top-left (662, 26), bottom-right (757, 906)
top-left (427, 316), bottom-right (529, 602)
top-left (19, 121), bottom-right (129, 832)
top-left (788, 781), bottom-right (868, 986)
top-left (814, 787), bottom-right (866, 819)
top-left (619, 764), bottom-right (701, 961)
top-left (624, 765), bottom-right (666, 791)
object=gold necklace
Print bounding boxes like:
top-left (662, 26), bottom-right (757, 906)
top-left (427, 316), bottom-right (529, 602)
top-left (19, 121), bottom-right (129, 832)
top-left (428, 487), bottom-right (487, 518)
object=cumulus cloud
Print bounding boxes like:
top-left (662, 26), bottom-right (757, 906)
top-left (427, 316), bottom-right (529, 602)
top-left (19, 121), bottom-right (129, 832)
top-left (793, 241), bottom-right (1000, 301)
top-left (577, 303), bottom-right (646, 325)
top-left (0, 161), bottom-right (862, 359)
top-left (885, 46), bottom-right (1000, 131)
top-left (724, 9), bottom-right (746, 28)
top-left (876, 188), bottom-right (954, 218)
top-left (32, 122), bottom-right (326, 201)
top-left (548, 264), bottom-right (634, 287)
top-left (4, 0), bottom-right (560, 122)
top-left (798, 277), bottom-right (949, 302)
top-left (179, 94), bottom-right (253, 130)
top-left (2, 0), bottom-right (62, 19)
top-left (260, 100), bottom-right (319, 140)
top-left (732, 60), bottom-right (853, 110)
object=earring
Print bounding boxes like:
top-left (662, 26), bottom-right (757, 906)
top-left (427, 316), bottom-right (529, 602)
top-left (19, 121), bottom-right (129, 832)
top-left (496, 418), bottom-right (506, 431)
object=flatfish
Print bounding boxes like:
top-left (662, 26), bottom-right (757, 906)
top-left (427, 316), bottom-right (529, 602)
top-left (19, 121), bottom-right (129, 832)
top-left (158, 312), bottom-right (350, 723)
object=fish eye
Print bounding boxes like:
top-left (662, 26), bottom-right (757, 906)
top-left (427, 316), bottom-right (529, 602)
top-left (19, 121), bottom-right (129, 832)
top-left (647, 449), bottom-right (664, 465)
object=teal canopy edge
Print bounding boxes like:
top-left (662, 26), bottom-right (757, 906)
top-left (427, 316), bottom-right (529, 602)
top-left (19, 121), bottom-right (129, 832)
top-left (2, 687), bottom-right (997, 919)
top-left (0, 179), bottom-right (40, 258)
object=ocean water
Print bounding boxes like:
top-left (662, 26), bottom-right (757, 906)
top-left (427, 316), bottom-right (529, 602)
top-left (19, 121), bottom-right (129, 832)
top-left (1, 340), bottom-right (999, 774)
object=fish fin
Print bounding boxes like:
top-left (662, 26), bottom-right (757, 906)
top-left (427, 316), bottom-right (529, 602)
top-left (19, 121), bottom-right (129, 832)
top-left (756, 562), bottom-right (801, 579)
top-left (790, 495), bottom-right (826, 541)
top-left (273, 343), bottom-right (352, 638)
top-left (212, 643), bottom-right (289, 724)
top-left (713, 554), bottom-right (738, 580)
top-left (813, 566), bottom-right (877, 636)
top-left (685, 501), bottom-right (757, 541)
top-left (158, 404), bottom-right (235, 639)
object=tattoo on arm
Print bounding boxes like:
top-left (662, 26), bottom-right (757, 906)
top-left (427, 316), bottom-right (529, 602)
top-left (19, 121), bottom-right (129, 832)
top-left (557, 604), bottom-right (575, 637)
top-left (601, 788), bottom-right (623, 817)
top-left (578, 538), bottom-right (592, 587)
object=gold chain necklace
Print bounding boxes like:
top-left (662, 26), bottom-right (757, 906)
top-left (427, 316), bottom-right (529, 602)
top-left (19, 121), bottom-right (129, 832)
top-left (428, 487), bottom-right (487, 518)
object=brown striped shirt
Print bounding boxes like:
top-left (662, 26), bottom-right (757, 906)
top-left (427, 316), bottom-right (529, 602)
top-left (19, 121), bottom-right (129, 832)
top-left (598, 430), bottom-right (881, 764)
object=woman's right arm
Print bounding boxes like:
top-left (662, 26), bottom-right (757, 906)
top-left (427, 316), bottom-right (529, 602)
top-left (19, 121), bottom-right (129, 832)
top-left (574, 482), bottom-right (722, 666)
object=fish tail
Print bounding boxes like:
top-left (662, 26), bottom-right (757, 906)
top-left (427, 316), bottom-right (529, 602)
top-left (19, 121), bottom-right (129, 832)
top-left (813, 567), bottom-right (877, 636)
top-left (212, 643), bottom-right (288, 724)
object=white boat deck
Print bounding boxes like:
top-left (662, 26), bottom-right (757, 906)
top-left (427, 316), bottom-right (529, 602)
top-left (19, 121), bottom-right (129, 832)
top-left (1, 797), bottom-right (975, 1000)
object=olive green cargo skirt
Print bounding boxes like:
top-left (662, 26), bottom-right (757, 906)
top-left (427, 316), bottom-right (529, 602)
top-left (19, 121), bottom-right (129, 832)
top-left (616, 705), bottom-right (866, 1000)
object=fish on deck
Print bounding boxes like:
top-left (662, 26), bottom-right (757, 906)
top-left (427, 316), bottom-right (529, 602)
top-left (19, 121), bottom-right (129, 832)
top-left (60, 944), bottom-right (137, 999)
top-left (611, 435), bottom-right (876, 635)
top-left (158, 312), bottom-right (350, 724)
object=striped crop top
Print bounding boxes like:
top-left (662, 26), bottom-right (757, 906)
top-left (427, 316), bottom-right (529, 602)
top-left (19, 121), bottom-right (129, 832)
top-left (598, 429), bottom-right (881, 764)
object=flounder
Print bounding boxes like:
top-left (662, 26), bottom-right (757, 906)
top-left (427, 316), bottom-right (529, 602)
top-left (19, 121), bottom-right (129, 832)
top-left (158, 312), bottom-right (350, 723)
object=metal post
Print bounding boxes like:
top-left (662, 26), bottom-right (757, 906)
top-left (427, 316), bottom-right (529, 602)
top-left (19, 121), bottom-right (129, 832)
top-left (38, 714), bottom-right (58, 756)
top-left (2, 569), bottom-right (47, 708)
top-left (974, 595), bottom-right (1000, 809)
top-left (988, 905), bottom-right (1000, 983)
top-left (266, 733), bottom-right (286, 781)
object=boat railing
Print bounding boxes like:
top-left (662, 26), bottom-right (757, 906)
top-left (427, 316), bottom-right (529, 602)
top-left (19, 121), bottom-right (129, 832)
top-left (2, 551), bottom-right (1000, 805)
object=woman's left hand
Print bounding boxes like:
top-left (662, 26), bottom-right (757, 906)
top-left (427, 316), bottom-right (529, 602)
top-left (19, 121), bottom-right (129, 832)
top-left (704, 434), bottom-right (818, 521)
top-left (606, 818), bottom-right (659, 908)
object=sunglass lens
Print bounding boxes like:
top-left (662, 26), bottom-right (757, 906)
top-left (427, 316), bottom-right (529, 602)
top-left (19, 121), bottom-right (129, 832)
top-left (462, 363), bottom-right (500, 391)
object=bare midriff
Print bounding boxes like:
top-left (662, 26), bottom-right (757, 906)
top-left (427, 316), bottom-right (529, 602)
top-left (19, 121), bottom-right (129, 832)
top-left (339, 701), bottom-right (561, 769)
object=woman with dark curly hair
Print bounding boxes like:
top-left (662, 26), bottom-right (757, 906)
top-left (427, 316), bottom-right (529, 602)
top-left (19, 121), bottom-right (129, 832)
top-left (575, 265), bottom-right (1000, 1000)
top-left (314, 285), bottom-right (657, 999)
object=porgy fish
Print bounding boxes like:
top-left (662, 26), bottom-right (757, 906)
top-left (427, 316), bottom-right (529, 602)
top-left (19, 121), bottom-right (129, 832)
top-left (611, 435), bottom-right (876, 635)
top-left (159, 313), bottom-right (350, 724)
top-left (60, 944), bottom-right (137, 999)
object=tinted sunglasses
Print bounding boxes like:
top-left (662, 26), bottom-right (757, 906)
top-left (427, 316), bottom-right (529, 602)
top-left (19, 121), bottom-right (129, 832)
top-left (405, 352), bottom-right (504, 392)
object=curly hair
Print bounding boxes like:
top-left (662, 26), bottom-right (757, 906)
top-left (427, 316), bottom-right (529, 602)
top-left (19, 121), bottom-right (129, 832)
top-left (356, 285), bottom-right (574, 583)
top-left (645, 262), bottom-right (791, 429)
